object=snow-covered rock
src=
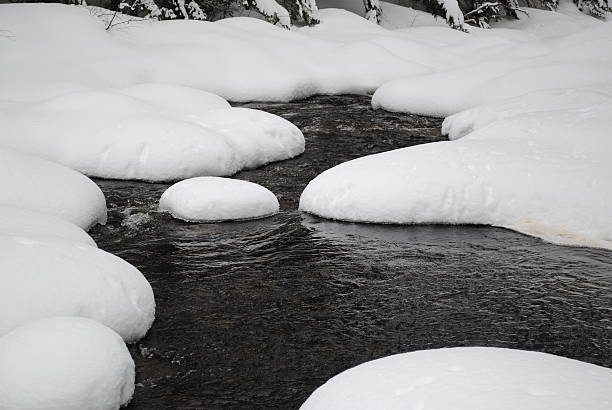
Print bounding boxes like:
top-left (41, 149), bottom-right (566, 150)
top-left (159, 177), bottom-right (279, 222)
top-left (0, 205), bottom-right (96, 247)
top-left (0, 317), bottom-right (134, 410)
top-left (300, 94), bottom-right (612, 249)
top-left (0, 236), bottom-right (155, 341)
top-left (441, 89), bottom-right (611, 140)
top-left (0, 147), bottom-right (107, 230)
top-left (301, 347), bottom-right (612, 410)
top-left (0, 85), bottom-right (304, 181)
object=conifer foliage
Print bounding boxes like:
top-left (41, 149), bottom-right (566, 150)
top-left (103, 0), bottom-right (612, 29)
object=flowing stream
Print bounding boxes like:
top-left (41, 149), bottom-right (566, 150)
top-left (90, 95), bottom-right (612, 409)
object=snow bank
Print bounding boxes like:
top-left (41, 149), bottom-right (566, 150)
top-left (0, 317), bottom-right (134, 410)
top-left (301, 347), bottom-right (612, 410)
top-left (372, 13), bottom-right (612, 116)
top-left (159, 177), bottom-right (279, 222)
top-left (0, 4), bottom-right (431, 104)
top-left (0, 206), bottom-right (96, 247)
top-left (0, 236), bottom-right (155, 341)
top-left (300, 94), bottom-right (612, 249)
top-left (0, 148), bottom-right (107, 230)
top-left (0, 85), bottom-right (304, 181)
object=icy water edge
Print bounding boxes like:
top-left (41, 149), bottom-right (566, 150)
top-left (89, 95), bottom-right (612, 409)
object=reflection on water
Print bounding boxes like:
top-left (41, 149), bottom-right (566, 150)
top-left (90, 95), bottom-right (612, 410)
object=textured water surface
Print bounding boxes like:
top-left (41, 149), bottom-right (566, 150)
top-left (90, 95), bottom-right (612, 410)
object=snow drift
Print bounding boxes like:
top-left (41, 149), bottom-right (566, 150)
top-left (0, 236), bottom-right (155, 342)
top-left (301, 347), bottom-right (612, 410)
top-left (0, 317), bottom-right (134, 410)
top-left (0, 148), bottom-right (107, 230)
top-left (159, 177), bottom-right (279, 222)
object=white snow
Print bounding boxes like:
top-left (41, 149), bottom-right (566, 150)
top-left (251, 0), bottom-right (291, 28)
top-left (0, 206), bottom-right (97, 247)
top-left (318, 0), bottom-right (448, 29)
top-left (300, 347), bottom-right (612, 410)
top-left (159, 177), bottom-right (279, 222)
top-left (0, 85), bottom-right (304, 181)
top-left (0, 235), bottom-right (155, 342)
top-left (0, 317), bottom-right (134, 410)
top-left (0, 147), bottom-right (107, 231)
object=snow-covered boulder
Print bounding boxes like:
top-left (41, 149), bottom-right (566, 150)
top-left (300, 347), bottom-right (612, 410)
top-left (0, 85), bottom-right (304, 181)
top-left (0, 205), bottom-right (96, 247)
top-left (0, 236), bottom-right (155, 342)
top-left (0, 147), bottom-right (107, 230)
top-left (441, 89), bottom-right (611, 140)
top-left (159, 177), bottom-right (279, 222)
top-left (0, 317), bottom-right (134, 410)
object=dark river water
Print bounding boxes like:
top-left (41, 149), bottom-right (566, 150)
top-left (90, 95), bottom-right (612, 410)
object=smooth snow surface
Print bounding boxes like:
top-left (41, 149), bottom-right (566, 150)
top-left (0, 236), bottom-right (155, 341)
top-left (159, 177), bottom-right (279, 222)
top-left (0, 84), bottom-right (304, 181)
top-left (0, 148), bottom-right (107, 230)
top-left (0, 206), bottom-right (96, 247)
top-left (0, 317), bottom-right (134, 410)
top-left (300, 347), bottom-right (612, 410)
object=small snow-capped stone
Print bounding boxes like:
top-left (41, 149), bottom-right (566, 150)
top-left (0, 317), bottom-right (135, 410)
top-left (159, 177), bottom-right (279, 222)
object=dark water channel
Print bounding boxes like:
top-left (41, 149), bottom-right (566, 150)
top-left (90, 95), bottom-right (612, 409)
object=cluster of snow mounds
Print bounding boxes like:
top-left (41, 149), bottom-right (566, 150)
top-left (301, 8), bottom-right (612, 249)
top-left (0, 317), bottom-right (135, 410)
top-left (300, 347), bottom-right (612, 410)
top-left (159, 177), bottom-right (279, 222)
top-left (0, 4), bottom-right (431, 104)
top-left (0, 84), bottom-right (305, 181)
top-left (0, 147), bottom-right (107, 230)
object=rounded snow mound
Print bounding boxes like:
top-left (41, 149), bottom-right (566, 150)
top-left (159, 177), bottom-right (279, 222)
top-left (0, 317), bottom-right (134, 410)
top-left (0, 84), bottom-right (305, 182)
top-left (0, 147), bottom-right (107, 231)
top-left (0, 236), bottom-right (155, 342)
top-left (0, 205), bottom-right (96, 247)
top-left (301, 347), bottom-right (612, 410)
